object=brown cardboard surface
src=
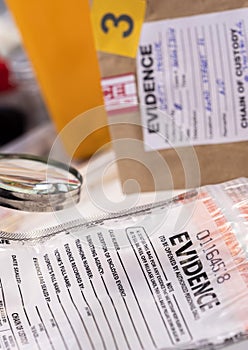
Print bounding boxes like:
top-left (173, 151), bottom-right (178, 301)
top-left (99, 0), bottom-right (248, 192)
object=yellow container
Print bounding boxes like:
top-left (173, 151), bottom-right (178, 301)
top-left (5, 0), bottom-right (110, 159)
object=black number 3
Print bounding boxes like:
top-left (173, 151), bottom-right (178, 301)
top-left (101, 13), bottom-right (134, 38)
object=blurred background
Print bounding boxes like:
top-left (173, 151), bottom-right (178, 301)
top-left (0, 0), bottom-right (53, 153)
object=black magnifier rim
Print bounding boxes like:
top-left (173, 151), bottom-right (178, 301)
top-left (0, 153), bottom-right (83, 212)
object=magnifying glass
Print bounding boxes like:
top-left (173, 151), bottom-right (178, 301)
top-left (0, 153), bottom-right (82, 212)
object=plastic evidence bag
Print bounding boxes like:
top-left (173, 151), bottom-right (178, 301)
top-left (0, 178), bottom-right (247, 350)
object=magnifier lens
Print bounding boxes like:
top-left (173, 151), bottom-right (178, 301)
top-left (0, 154), bottom-right (82, 212)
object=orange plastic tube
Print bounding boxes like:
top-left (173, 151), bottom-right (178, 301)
top-left (5, 0), bottom-right (110, 159)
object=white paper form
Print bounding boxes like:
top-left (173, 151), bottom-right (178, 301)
top-left (137, 9), bottom-right (248, 150)
top-left (0, 180), bottom-right (248, 350)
